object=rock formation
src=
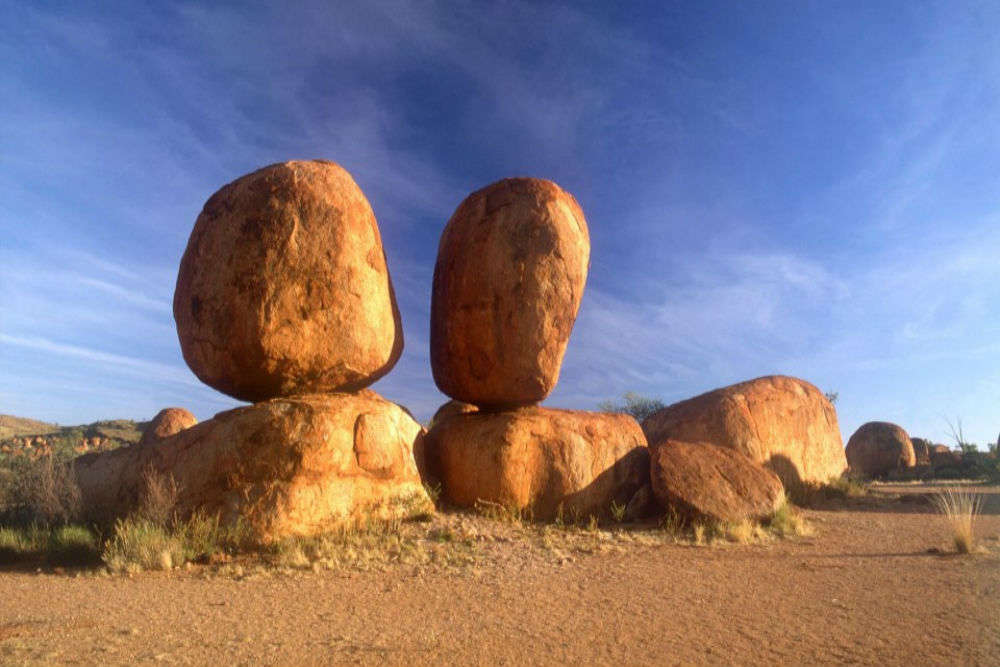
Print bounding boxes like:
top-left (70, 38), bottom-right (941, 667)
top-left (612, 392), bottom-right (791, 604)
top-left (909, 437), bottom-right (932, 467)
top-left (173, 160), bottom-right (403, 403)
top-left (649, 439), bottom-right (784, 524)
top-left (73, 393), bottom-right (430, 541)
top-left (138, 408), bottom-right (197, 447)
top-left (430, 177), bottom-right (590, 408)
top-left (71, 160), bottom-right (428, 540)
top-left (641, 376), bottom-right (847, 488)
top-left (845, 422), bottom-right (916, 477)
top-left (424, 408), bottom-right (648, 520)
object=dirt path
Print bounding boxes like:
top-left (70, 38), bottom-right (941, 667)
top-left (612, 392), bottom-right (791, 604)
top-left (2, 484), bottom-right (999, 665)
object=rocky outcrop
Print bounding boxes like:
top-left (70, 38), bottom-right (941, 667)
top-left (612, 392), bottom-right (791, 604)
top-left (424, 407), bottom-right (647, 520)
top-left (430, 178), bottom-right (590, 408)
top-left (641, 376), bottom-right (847, 487)
top-left (138, 408), bottom-right (197, 447)
top-left (909, 437), bottom-right (932, 467)
top-left (72, 392), bottom-right (431, 541)
top-left (845, 422), bottom-right (916, 477)
top-left (173, 160), bottom-right (403, 402)
top-left (649, 439), bottom-right (784, 524)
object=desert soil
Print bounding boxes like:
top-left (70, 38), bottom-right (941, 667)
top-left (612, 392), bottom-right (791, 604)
top-left (2, 483), bottom-right (999, 666)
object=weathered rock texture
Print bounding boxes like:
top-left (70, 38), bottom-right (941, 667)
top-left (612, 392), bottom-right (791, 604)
top-left (425, 407), bottom-right (647, 520)
top-left (174, 160), bottom-right (403, 402)
top-left (909, 437), bottom-right (932, 467)
top-left (430, 178), bottom-right (590, 408)
top-left (72, 392), bottom-right (430, 541)
top-left (649, 439), bottom-right (785, 524)
top-left (429, 400), bottom-right (478, 428)
top-left (845, 422), bottom-right (916, 478)
top-left (138, 408), bottom-right (197, 447)
top-left (641, 376), bottom-right (847, 488)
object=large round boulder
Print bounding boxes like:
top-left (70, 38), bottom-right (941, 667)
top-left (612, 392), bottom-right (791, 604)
top-left (173, 160), bottom-right (403, 402)
top-left (641, 376), bottom-right (847, 488)
top-left (138, 408), bottom-right (197, 447)
top-left (72, 391), bottom-right (430, 541)
top-left (430, 178), bottom-right (590, 408)
top-left (424, 407), bottom-right (647, 521)
top-left (649, 439), bottom-right (785, 524)
top-left (845, 422), bottom-right (916, 477)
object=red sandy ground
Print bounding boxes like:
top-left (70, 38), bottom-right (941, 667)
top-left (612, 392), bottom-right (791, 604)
top-left (1, 483), bottom-right (998, 665)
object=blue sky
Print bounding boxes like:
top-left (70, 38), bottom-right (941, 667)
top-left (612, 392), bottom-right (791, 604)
top-left (2, 1), bottom-right (999, 447)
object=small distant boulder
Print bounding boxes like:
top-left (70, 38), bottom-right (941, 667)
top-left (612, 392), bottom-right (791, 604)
top-left (425, 407), bottom-right (647, 521)
top-left (641, 376), bottom-right (847, 487)
top-left (909, 437), bottom-right (932, 466)
top-left (430, 178), bottom-right (590, 408)
top-left (138, 408), bottom-right (197, 447)
top-left (649, 439), bottom-right (785, 524)
top-left (930, 444), bottom-right (962, 468)
top-left (846, 422), bottom-right (916, 477)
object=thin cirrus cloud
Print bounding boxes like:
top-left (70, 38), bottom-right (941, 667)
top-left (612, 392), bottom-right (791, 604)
top-left (1, 2), bottom-right (999, 446)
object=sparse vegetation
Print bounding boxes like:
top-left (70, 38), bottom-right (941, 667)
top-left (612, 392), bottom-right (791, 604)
top-left (824, 391), bottom-right (839, 405)
top-left (931, 487), bottom-right (983, 554)
top-left (610, 499), bottom-right (626, 523)
top-left (785, 477), bottom-right (868, 508)
top-left (597, 392), bottom-right (666, 422)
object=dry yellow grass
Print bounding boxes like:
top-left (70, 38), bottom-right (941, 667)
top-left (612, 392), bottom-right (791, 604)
top-left (932, 487), bottom-right (983, 554)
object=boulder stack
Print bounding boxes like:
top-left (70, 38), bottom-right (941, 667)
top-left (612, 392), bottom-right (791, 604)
top-left (425, 178), bottom-right (648, 519)
top-left (845, 422), bottom-right (916, 478)
top-left (73, 160), bottom-right (429, 540)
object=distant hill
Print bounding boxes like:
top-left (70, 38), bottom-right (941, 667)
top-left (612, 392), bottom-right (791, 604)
top-left (0, 414), bottom-right (60, 439)
top-left (0, 415), bottom-right (149, 462)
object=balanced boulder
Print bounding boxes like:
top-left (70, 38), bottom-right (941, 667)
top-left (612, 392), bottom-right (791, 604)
top-left (642, 376), bottom-right (847, 487)
top-left (845, 422), bottom-right (916, 477)
top-left (425, 407), bottom-right (647, 520)
top-left (138, 407), bottom-right (197, 447)
top-left (72, 392), bottom-right (430, 541)
top-left (430, 178), bottom-right (590, 408)
top-left (173, 160), bottom-right (403, 402)
top-left (649, 439), bottom-right (784, 524)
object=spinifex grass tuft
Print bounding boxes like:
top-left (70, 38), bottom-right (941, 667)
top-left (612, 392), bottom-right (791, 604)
top-left (932, 487), bottom-right (983, 554)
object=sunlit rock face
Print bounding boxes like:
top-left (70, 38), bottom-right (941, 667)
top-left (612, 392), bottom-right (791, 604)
top-left (642, 375), bottom-right (848, 487)
top-left (846, 421), bottom-right (916, 477)
top-left (430, 177), bottom-right (590, 409)
top-left (72, 391), bottom-right (431, 542)
top-left (423, 407), bottom-right (647, 521)
top-left (174, 160), bottom-right (403, 403)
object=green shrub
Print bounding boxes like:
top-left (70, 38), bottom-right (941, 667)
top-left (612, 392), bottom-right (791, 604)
top-left (102, 517), bottom-right (185, 573)
top-left (597, 392), bottom-right (665, 422)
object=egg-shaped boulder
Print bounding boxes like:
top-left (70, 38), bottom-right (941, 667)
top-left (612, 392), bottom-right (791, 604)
top-left (430, 178), bottom-right (590, 408)
top-left (173, 160), bottom-right (403, 402)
